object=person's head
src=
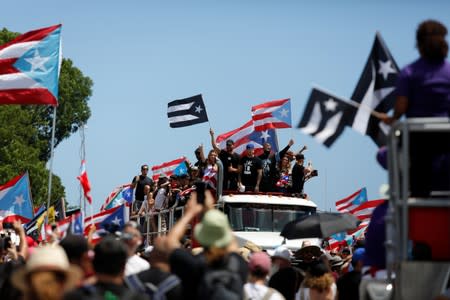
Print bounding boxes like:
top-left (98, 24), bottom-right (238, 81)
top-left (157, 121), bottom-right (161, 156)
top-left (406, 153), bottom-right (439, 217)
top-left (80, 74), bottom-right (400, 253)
top-left (351, 247), bottom-right (366, 270)
top-left (141, 164), bottom-right (149, 175)
top-left (93, 237), bottom-right (128, 278)
top-left (194, 148), bottom-right (202, 160)
top-left (295, 244), bottom-right (322, 264)
top-left (225, 139), bottom-right (235, 152)
top-left (245, 144), bottom-right (255, 157)
top-left (12, 245), bottom-right (81, 300)
top-left (190, 166), bottom-right (199, 178)
top-left (303, 260), bottom-right (334, 293)
top-left (281, 155), bottom-right (290, 168)
top-left (268, 245), bottom-right (292, 270)
top-left (207, 149), bottom-right (217, 164)
top-left (248, 252), bottom-right (271, 279)
top-left (59, 235), bottom-right (93, 275)
top-left (295, 153), bottom-right (305, 164)
top-left (263, 142), bottom-right (272, 154)
top-left (122, 221), bottom-right (142, 255)
top-left (194, 209), bottom-right (234, 262)
top-left (416, 19), bottom-right (448, 61)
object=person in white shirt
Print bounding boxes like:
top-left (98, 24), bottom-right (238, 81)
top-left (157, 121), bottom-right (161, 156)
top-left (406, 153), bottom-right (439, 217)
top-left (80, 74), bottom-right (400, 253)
top-left (121, 221), bottom-right (150, 276)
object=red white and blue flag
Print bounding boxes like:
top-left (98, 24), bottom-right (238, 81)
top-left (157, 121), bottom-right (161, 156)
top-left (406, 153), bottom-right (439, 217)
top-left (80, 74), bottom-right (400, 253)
top-left (0, 172), bottom-right (33, 223)
top-left (100, 184), bottom-right (133, 211)
top-left (251, 98), bottom-right (292, 131)
top-left (215, 120), bottom-right (279, 156)
top-left (84, 204), bottom-right (129, 243)
top-left (335, 187), bottom-right (368, 213)
top-left (0, 25), bottom-right (62, 106)
top-left (77, 160), bottom-right (92, 204)
top-left (202, 165), bottom-right (217, 191)
top-left (54, 211), bottom-right (84, 238)
top-left (151, 157), bottom-right (188, 181)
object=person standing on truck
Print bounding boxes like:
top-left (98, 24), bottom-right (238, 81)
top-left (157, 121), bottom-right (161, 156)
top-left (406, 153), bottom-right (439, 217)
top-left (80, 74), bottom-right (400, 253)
top-left (381, 19), bottom-right (450, 197)
top-left (238, 144), bottom-right (263, 192)
top-left (131, 164), bottom-right (153, 214)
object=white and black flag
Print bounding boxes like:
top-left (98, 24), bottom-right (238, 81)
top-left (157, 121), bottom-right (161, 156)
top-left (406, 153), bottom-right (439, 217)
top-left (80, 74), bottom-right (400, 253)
top-left (350, 32), bottom-right (399, 146)
top-left (167, 94), bottom-right (209, 128)
top-left (298, 88), bottom-right (354, 147)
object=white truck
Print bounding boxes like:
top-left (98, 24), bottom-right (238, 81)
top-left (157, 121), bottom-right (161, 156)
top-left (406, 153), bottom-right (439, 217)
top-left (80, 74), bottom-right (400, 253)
top-left (219, 193), bottom-right (321, 251)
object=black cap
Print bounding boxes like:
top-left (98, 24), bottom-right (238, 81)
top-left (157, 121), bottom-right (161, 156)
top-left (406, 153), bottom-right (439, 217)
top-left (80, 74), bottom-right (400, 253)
top-left (295, 154), bottom-right (305, 160)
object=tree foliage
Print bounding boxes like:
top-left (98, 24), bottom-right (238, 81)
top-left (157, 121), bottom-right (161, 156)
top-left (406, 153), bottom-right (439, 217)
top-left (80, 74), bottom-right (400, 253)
top-left (0, 28), bottom-right (93, 207)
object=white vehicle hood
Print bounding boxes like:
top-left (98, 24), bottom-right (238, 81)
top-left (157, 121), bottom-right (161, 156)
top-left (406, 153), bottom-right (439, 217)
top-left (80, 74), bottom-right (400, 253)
top-left (233, 231), bottom-right (321, 251)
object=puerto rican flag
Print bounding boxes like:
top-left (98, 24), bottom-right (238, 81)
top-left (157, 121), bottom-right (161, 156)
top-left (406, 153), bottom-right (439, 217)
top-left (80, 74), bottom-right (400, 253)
top-left (0, 25), bottom-right (62, 106)
top-left (55, 212), bottom-right (84, 238)
top-left (0, 172), bottom-right (33, 223)
top-left (251, 98), bottom-right (292, 131)
top-left (77, 160), bottom-right (92, 204)
top-left (335, 187), bottom-right (368, 213)
top-left (328, 198), bottom-right (385, 250)
top-left (151, 157), bottom-right (188, 181)
top-left (202, 165), bottom-right (217, 191)
top-left (215, 120), bottom-right (279, 156)
top-left (84, 204), bottom-right (129, 243)
top-left (100, 184), bottom-right (133, 211)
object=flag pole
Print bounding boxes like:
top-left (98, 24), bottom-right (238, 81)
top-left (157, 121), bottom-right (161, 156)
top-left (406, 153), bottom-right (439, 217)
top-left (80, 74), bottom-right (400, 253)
top-left (312, 84), bottom-right (386, 119)
top-left (45, 106), bottom-right (57, 227)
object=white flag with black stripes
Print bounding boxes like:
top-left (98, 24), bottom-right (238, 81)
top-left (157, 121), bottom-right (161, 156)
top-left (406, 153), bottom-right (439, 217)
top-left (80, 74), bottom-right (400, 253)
top-left (298, 88), bottom-right (354, 147)
top-left (167, 94), bottom-right (209, 128)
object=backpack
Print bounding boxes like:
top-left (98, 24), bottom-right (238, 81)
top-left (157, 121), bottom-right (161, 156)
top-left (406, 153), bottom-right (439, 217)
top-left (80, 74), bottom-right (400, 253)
top-left (125, 273), bottom-right (180, 300)
top-left (196, 254), bottom-right (244, 300)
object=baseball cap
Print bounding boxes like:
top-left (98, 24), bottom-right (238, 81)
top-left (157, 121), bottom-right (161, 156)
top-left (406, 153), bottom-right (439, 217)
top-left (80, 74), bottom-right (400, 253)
top-left (352, 247), bottom-right (366, 264)
top-left (295, 154), bottom-right (305, 160)
top-left (248, 252), bottom-right (271, 274)
top-left (194, 209), bottom-right (233, 248)
top-left (267, 245), bottom-right (291, 262)
top-left (226, 139), bottom-right (234, 146)
top-left (246, 144), bottom-right (255, 149)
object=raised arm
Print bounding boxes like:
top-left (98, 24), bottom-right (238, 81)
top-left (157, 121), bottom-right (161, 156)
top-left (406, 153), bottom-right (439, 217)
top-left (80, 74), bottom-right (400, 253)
top-left (209, 128), bottom-right (221, 154)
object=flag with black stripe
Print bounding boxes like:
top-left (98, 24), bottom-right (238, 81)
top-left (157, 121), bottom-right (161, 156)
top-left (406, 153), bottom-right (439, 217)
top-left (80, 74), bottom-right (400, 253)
top-left (167, 94), bottom-right (209, 128)
top-left (349, 32), bottom-right (399, 146)
top-left (298, 88), bottom-right (355, 147)
top-left (24, 205), bottom-right (46, 238)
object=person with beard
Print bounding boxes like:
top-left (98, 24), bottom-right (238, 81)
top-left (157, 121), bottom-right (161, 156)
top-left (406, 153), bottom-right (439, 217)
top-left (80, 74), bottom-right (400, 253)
top-left (210, 128), bottom-right (240, 191)
top-left (258, 139), bottom-right (294, 193)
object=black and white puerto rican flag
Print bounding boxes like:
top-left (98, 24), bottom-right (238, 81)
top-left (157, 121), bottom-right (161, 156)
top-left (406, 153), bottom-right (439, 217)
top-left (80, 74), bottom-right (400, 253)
top-left (298, 88), bottom-right (354, 148)
top-left (167, 94), bottom-right (209, 128)
top-left (349, 32), bottom-right (399, 146)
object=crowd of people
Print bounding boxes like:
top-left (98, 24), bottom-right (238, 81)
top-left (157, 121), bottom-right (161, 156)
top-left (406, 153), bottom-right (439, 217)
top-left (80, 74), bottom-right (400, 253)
top-left (0, 189), bottom-right (394, 300)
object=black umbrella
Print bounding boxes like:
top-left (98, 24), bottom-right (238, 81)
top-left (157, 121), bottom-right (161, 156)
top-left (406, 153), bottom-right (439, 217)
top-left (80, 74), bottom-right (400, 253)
top-left (280, 212), bottom-right (361, 239)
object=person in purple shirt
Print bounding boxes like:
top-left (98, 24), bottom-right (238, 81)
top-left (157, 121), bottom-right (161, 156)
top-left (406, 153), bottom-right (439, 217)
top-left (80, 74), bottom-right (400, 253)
top-left (381, 19), bottom-right (450, 196)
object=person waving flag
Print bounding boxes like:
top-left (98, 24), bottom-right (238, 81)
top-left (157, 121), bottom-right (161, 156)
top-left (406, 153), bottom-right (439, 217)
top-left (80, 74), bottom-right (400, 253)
top-left (0, 24), bottom-right (62, 106)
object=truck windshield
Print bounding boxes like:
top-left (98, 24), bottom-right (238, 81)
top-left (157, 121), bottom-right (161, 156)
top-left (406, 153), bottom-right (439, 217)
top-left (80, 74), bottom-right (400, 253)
top-left (224, 203), bottom-right (316, 232)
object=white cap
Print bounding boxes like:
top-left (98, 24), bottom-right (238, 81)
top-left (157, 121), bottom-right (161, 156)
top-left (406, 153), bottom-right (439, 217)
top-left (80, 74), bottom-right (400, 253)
top-left (267, 245), bottom-right (291, 261)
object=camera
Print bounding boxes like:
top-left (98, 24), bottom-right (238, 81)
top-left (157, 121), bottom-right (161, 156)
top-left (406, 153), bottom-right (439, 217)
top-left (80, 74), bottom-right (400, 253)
top-left (311, 170), bottom-right (318, 177)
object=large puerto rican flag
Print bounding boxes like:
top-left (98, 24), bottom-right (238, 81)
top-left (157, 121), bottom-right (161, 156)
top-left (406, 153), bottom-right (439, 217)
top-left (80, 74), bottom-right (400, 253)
top-left (335, 187), bottom-right (368, 213)
top-left (0, 24), bottom-right (62, 106)
top-left (215, 120), bottom-right (279, 156)
top-left (0, 172), bottom-right (34, 223)
top-left (100, 184), bottom-right (133, 211)
top-left (251, 98), bottom-right (292, 131)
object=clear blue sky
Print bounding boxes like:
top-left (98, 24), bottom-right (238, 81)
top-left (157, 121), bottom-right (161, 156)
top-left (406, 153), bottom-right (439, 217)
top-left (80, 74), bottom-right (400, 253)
top-left (2, 1), bottom-right (449, 212)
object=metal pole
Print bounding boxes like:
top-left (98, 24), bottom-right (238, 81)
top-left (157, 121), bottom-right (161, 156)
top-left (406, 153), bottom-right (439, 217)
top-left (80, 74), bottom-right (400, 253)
top-left (45, 106), bottom-right (57, 226)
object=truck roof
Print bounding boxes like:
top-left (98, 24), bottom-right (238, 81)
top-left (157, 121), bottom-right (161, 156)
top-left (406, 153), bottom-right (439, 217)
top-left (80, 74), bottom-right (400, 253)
top-left (220, 193), bottom-right (318, 208)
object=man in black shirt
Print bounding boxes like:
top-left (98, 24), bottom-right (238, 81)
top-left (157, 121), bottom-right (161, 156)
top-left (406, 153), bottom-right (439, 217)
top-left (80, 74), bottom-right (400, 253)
top-left (210, 129), bottom-right (240, 191)
top-left (131, 164), bottom-right (153, 213)
top-left (238, 144), bottom-right (263, 192)
top-left (291, 154), bottom-right (309, 196)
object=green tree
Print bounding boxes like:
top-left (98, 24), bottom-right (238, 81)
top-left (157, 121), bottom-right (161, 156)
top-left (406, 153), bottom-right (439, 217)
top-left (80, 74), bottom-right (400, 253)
top-left (0, 28), bottom-right (93, 207)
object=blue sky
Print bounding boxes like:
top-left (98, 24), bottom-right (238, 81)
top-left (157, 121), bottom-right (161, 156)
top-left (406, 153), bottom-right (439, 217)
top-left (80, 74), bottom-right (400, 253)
top-left (2, 1), bottom-right (449, 212)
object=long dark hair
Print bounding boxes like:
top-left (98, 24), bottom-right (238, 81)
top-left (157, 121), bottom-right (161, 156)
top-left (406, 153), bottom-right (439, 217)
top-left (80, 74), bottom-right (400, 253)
top-left (416, 20), bottom-right (448, 61)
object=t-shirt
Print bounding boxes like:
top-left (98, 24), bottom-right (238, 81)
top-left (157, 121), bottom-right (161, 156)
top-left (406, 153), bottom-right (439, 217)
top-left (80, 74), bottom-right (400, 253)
top-left (132, 175), bottom-right (153, 201)
top-left (125, 254), bottom-right (150, 276)
top-left (258, 152), bottom-right (277, 191)
top-left (244, 283), bottom-right (285, 300)
top-left (219, 150), bottom-right (240, 188)
top-left (396, 57), bottom-right (450, 118)
top-left (154, 188), bottom-right (169, 210)
top-left (239, 156), bottom-right (263, 189)
top-left (291, 164), bottom-right (305, 194)
top-left (64, 282), bottom-right (145, 300)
